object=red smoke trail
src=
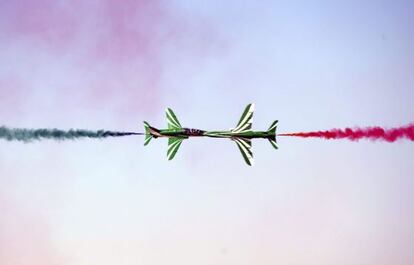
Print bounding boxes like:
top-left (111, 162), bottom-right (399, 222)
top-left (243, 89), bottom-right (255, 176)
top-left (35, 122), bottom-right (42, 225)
top-left (279, 124), bottom-right (414, 142)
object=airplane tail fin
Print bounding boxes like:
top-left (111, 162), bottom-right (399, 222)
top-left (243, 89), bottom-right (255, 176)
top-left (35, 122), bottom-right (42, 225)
top-left (143, 121), bottom-right (153, 146)
top-left (267, 120), bottom-right (278, 149)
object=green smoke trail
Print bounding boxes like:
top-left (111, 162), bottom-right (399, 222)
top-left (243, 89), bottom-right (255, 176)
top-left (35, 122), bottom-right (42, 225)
top-left (0, 126), bottom-right (142, 142)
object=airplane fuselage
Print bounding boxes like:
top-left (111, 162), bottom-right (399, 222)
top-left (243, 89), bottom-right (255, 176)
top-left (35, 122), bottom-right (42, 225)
top-left (143, 103), bottom-right (278, 165)
top-left (150, 127), bottom-right (275, 139)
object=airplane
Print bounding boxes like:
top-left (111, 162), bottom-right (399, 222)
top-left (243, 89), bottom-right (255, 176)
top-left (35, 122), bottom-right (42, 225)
top-left (143, 103), bottom-right (278, 166)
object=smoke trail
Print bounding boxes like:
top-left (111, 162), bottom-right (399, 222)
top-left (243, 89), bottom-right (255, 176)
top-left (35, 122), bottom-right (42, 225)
top-left (0, 126), bottom-right (142, 142)
top-left (279, 124), bottom-right (414, 142)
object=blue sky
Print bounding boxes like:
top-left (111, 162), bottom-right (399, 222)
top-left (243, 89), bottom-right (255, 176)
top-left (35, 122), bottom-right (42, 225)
top-left (1, 1), bottom-right (413, 264)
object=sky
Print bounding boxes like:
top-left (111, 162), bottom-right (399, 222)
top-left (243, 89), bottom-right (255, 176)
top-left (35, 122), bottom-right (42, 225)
top-left (1, 1), bottom-right (413, 264)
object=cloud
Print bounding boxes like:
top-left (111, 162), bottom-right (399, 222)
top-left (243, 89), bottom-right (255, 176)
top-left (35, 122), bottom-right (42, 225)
top-left (0, 0), bottom-right (223, 119)
top-left (1, 0), bottom-right (165, 59)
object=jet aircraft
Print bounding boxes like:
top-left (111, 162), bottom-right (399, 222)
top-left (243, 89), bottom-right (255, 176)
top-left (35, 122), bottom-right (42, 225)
top-left (143, 104), bottom-right (277, 166)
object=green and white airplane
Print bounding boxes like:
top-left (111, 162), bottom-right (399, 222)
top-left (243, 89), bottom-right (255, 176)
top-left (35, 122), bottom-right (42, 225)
top-left (143, 103), bottom-right (278, 166)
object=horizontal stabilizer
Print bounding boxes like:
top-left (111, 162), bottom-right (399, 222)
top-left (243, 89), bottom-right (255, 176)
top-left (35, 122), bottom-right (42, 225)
top-left (268, 138), bottom-right (278, 149)
top-left (143, 121), bottom-right (153, 146)
top-left (267, 120), bottom-right (278, 133)
top-left (267, 120), bottom-right (278, 149)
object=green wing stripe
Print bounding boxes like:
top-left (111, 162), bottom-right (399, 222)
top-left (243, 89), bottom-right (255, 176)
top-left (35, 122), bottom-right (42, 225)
top-left (235, 142), bottom-right (254, 166)
top-left (235, 138), bottom-right (252, 152)
top-left (233, 104), bottom-right (254, 133)
top-left (167, 137), bottom-right (181, 153)
top-left (236, 144), bottom-right (251, 166)
top-left (233, 138), bottom-right (254, 166)
top-left (237, 111), bottom-right (252, 128)
top-left (234, 119), bottom-right (252, 133)
top-left (167, 140), bottom-right (180, 155)
top-left (236, 104), bottom-right (252, 127)
top-left (167, 141), bottom-right (181, 157)
top-left (167, 112), bottom-right (180, 128)
top-left (168, 143), bottom-right (182, 160)
top-left (167, 140), bottom-right (183, 160)
top-left (167, 137), bottom-right (184, 160)
top-left (166, 108), bottom-right (182, 129)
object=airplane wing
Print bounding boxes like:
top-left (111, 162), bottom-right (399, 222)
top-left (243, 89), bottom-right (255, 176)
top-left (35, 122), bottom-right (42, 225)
top-left (232, 103), bottom-right (254, 133)
top-left (232, 137), bottom-right (254, 166)
top-left (166, 108), bottom-right (182, 129)
top-left (167, 137), bottom-right (185, 160)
